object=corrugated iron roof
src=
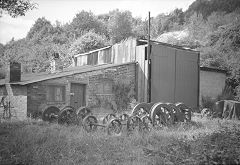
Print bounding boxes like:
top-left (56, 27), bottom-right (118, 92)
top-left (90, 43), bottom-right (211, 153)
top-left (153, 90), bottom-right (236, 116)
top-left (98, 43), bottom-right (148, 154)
top-left (0, 62), bottom-right (136, 86)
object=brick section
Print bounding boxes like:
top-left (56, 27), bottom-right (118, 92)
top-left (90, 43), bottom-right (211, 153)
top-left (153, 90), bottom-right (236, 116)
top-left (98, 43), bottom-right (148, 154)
top-left (27, 63), bottom-right (136, 118)
top-left (200, 70), bottom-right (226, 105)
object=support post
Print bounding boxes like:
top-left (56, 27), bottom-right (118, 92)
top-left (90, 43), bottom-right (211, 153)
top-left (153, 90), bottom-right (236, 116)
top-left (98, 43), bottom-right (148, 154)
top-left (147, 11), bottom-right (151, 103)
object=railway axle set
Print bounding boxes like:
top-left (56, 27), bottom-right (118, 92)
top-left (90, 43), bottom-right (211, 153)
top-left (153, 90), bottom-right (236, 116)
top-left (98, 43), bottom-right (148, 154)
top-left (42, 102), bottom-right (192, 135)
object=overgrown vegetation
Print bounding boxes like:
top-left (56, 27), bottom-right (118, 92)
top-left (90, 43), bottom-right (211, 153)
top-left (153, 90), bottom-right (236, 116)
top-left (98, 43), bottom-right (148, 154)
top-left (92, 79), bottom-right (135, 113)
top-left (0, 117), bottom-right (240, 165)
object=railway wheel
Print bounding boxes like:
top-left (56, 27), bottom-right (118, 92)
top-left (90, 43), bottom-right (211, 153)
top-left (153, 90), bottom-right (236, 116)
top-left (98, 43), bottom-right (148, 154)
top-left (58, 106), bottom-right (77, 125)
top-left (83, 115), bottom-right (98, 133)
top-left (150, 103), bottom-right (174, 129)
top-left (166, 103), bottom-right (184, 122)
top-left (127, 116), bottom-right (141, 132)
top-left (118, 113), bottom-right (129, 122)
top-left (102, 113), bottom-right (116, 124)
top-left (140, 115), bottom-right (152, 132)
top-left (131, 102), bottom-right (154, 117)
top-left (175, 103), bottom-right (192, 122)
top-left (76, 107), bottom-right (92, 125)
top-left (42, 106), bottom-right (60, 123)
top-left (107, 119), bottom-right (122, 135)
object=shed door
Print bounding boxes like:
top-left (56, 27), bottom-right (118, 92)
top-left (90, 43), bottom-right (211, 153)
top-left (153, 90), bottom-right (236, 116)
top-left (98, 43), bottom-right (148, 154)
top-left (151, 45), bottom-right (176, 103)
top-left (70, 83), bottom-right (86, 109)
top-left (175, 49), bottom-right (199, 108)
top-left (150, 45), bottom-right (199, 108)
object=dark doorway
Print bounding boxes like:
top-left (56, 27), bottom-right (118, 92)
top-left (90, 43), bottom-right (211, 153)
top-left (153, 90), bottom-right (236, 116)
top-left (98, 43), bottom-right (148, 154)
top-left (70, 83), bottom-right (86, 109)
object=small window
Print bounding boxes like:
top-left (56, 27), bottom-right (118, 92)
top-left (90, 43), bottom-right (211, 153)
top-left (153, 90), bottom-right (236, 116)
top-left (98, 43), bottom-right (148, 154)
top-left (47, 85), bottom-right (65, 102)
top-left (97, 79), bottom-right (113, 95)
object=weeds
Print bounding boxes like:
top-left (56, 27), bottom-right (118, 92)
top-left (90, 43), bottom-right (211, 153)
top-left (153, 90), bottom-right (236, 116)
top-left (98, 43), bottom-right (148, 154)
top-left (0, 117), bottom-right (240, 165)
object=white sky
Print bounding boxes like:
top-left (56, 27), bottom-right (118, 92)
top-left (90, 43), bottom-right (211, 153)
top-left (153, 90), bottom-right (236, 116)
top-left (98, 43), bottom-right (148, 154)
top-left (0, 0), bottom-right (195, 44)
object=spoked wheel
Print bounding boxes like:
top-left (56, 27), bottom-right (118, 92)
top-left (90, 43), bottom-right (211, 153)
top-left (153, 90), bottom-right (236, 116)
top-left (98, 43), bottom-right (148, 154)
top-left (175, 103), bottom-right (192, 122)
top-left (107, 119), bottom-right (122, 135)
top-left (42, 106), bottom-right (60, 123)
top-left (102, 113), bottom-right (116, 124)
top-left (131, 102), bottom-right (154, 117)
top-left (76, 107), bottom-right (92, 125)
top-left (83, 115), bottom-right (98, 133)
top-left (150, 103), bottom-right (174, 129)
top-left (140, 115), bottom-right (152, 132)
top-left (58, 106), bottom-right (77, 125)
top-left (127, 116), bottom-right (141, 132)
top-left (118, 113), bottom-right (129, 122)
top-left (166, 103), bottom-right (184, 122)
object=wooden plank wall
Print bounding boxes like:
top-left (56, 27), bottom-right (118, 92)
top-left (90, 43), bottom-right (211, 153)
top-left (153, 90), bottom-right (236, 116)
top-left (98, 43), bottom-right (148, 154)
top-left (135, 45), bottom-right (148, 102)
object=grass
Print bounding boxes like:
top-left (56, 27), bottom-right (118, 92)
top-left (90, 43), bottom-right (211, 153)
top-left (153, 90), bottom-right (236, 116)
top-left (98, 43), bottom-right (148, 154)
top-left (0, 116), bottom-right (240, 165)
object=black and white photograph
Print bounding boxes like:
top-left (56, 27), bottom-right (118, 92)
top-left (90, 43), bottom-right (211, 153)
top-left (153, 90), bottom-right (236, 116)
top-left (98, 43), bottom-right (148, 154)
top-left (0, 0), bottom-right (240, 164)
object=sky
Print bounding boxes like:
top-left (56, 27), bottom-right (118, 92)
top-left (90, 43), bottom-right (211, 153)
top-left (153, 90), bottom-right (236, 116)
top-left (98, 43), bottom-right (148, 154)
top-left (0, 0), bottom-right (195, 44)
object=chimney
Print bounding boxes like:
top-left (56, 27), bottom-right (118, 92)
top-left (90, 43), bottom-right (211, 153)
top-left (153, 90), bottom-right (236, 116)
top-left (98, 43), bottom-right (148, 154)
top-left (50, 52), bottom-right (62, 73)
top-left (50, 59), bottom-right (56, 73)
top-left (5, 62), bottom-right (21, 83)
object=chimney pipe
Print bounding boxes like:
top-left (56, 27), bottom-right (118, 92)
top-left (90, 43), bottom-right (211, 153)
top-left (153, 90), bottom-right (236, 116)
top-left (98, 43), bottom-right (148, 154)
top-left (5, 62), bottom-right (21, 83)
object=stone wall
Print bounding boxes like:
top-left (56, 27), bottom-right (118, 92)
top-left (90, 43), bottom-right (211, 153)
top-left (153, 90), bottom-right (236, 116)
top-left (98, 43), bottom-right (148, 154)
top-left (27, 63), bottom-right (136, 117)
top-left (0, 85), bottom-right (27, 120)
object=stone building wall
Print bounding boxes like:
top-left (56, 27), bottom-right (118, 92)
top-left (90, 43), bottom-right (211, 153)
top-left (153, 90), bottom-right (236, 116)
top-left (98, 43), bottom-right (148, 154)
top-left (27, 63), bottom-right (136, 117)
top-left (200, 70), bottom-right (227, 105)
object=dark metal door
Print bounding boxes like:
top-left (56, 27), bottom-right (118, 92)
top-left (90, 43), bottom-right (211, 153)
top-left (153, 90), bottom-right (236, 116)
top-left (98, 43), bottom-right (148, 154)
top-left (150, 45), bottom-right (199, 108)
top-left (70, 83), bottom-right (86, 109)
top-left (151, 45), bottom-right (176, 103)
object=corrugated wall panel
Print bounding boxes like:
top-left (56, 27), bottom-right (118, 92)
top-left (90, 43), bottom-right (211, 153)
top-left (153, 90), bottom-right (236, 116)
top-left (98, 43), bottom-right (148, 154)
top-left (175, 50), bottom-right (199, 108)
top-left (151, 45), bottom-right (176, 103)
top-left (136, 45), bottom-right (147, 102)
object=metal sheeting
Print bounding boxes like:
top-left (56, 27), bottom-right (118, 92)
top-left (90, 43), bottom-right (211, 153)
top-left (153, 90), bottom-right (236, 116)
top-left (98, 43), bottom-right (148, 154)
top-left (112, 38), bottom-right (136, 64)
top-left (150, 45), bottom-right (199, 108)
top-left (98, 48), bottom-right (112, 64)
top-left (136, 45), bottom-right (148, 102)
top-left (151, 45), bottom-right (176, 103)
top-left (175, 49), bottom-right (199, 108)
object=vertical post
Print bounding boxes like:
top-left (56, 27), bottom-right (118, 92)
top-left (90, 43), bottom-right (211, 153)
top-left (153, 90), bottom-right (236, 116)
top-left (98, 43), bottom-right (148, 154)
top-left (147, 12), bottom-right (151, 103)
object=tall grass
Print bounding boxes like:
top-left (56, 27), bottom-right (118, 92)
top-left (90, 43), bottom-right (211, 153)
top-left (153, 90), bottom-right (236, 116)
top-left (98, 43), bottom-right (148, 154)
top-left (1, 117), bottom-right (240, 165)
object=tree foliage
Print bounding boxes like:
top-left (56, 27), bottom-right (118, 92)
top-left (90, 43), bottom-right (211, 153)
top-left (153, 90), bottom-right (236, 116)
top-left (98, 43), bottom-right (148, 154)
top-left (0, 0), bottom-right (37, 17)
top-left (108, 10), bottom-right (133, 43)
top-left (69, 31), bottom-right (109, 56)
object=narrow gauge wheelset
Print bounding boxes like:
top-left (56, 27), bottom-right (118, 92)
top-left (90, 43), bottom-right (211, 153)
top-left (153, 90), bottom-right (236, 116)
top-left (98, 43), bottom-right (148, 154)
top-left (128, 102), bottom-right (192, 131)
top-left (42, 106), bottom-right (91, 125)
top-left (41, 106), bottom-right (123, 135)
top-left (41, 102), bottom-right (192, 135)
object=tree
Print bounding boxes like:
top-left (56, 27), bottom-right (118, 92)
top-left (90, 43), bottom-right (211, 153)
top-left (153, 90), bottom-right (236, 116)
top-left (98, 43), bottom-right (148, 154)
top-left (69, 31), bottom-right (109, 56)
top-left (0, 0), bottom-right (37, 17)
top-left (68, 10), bottom-right (107, 39)
top-left (26, 17), bottom-right (53, 41)
top-left (132, 17), bottom-right (147, 39)
top-left (108, 10), bottom-right (133, 43)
